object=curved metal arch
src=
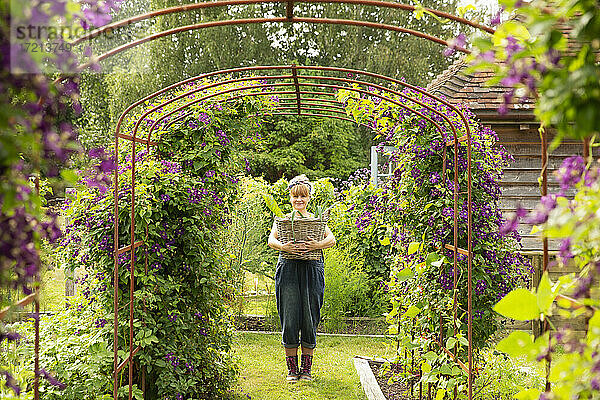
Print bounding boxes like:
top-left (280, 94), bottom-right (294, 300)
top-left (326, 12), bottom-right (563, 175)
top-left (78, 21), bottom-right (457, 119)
top-left (101, 0), bottom-right (481, 392)
top-left (141, 78), bottom-right (448, 146)
top-left (74, 0), bottom-right (494, 45)
top-left (114, 65), bottom-right (284, 144)
top-left (78, 16), bottom-right (470, 71)
top-left (139, 71), bottom-right (473, 370)
top-left (140, 74), bottom-right (465, 159)
top-left (124, 66), bottom-right (464, 146)
top-left (115, 68), bottom-right (475, 400)
top-left (161, 91), bottom-right (362, 132)
top-left (164, 108), bottom-right (376, 133)
top-left (117, 65), bottom-right (473, 154)
top-left (262, 111), bottom-right (372, 127)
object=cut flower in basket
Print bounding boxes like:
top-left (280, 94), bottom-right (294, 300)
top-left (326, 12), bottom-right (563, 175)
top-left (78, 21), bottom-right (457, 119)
top-left (262, 193), bottom-right (285, 218)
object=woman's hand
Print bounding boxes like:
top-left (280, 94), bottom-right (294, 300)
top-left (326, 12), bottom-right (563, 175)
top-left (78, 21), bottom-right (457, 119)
top-left (300, 237), bottom-right (322, 253)
top-left (281, 241), bottom-right (308, 256)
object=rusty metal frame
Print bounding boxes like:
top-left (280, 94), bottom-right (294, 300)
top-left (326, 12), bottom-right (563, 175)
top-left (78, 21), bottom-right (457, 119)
top-left (112, 62), bottom-right (475, 399)
top-left (62, 1), bottom-right (496, 398)
top-left (69, 0), bottom-right (497, 72)
top-left (73, 0), bottom-right (494, 48)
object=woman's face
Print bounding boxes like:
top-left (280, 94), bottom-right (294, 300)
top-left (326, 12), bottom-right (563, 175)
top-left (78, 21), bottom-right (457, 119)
top-left (290, 192), bottom-right (310, 213)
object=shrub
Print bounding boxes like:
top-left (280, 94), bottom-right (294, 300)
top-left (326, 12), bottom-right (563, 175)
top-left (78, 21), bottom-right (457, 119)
top-left (321, 248), bottom-right (372, 332)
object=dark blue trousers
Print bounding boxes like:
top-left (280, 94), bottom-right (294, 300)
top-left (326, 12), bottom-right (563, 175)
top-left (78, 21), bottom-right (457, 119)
top-left (275, 256), bottom-right (325, 349)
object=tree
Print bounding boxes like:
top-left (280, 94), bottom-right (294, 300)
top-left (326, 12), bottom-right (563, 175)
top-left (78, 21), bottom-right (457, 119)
top-left (240, 115), bottom-right (371, 182)
top-left (74, 0), bottom-right (471, 154)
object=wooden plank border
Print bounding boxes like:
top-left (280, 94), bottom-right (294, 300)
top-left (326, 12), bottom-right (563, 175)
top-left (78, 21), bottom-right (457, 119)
top-left (353, 357), bottom-right (387, 400)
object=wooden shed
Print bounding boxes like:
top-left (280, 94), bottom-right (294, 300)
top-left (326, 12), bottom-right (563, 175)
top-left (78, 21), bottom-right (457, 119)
top-left (426, 60), bottom-right (596, 335)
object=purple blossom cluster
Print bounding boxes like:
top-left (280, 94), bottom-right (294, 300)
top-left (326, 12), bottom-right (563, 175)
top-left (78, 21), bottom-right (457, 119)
top-left (439, 270), bottom-right (454, 290)
top-left (556, 156), bottom-right (585, 190)
top-left (187, 187), bottom-right (207, 204)
top-left (470, 9), bottom-right (564, 116)
top-left (165, 352), bottom-right (180, 367)
top-left (82, 148), bottom-right (117, 194)
top-left (0, 370), bottom-right (21, 394)
top-left (475, 279), bottom-right (487, 296)
top-left (333, 168), bottom-right (371, 199)
top-left (1, 203), bottom-right (62, 294)
top-left (95, 318), bottom-right (107, 328)
top-left (216, 129), bottom-right (230, 146)
top-left (160, 160), bottom-right (181, 175)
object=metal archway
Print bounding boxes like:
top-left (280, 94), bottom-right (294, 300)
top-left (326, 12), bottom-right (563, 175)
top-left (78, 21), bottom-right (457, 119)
top-left (112, 63), bottom-right (475, 400)
top-left (70, 0), bottom-right (496, 71)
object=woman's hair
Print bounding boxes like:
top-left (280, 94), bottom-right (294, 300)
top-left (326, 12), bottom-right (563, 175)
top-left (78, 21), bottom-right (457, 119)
top-left (288, 174), bottom-right (312, 197)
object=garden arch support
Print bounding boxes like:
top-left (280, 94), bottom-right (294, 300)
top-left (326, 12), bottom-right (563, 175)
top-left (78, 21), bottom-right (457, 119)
top-left (85, 3), bottom-right (496, 399)
top-left (113, 64), bottom-right (476, 400)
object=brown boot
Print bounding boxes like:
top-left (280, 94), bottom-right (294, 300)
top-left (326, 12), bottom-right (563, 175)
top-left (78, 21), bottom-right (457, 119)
top-left (286, 355), bottom-right (299, 382)
top-left (299, 354), bottom-right (313, 381)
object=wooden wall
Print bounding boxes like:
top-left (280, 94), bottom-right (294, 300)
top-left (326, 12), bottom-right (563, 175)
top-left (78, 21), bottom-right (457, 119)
top-left (484, 119), bottom-right (596, 337)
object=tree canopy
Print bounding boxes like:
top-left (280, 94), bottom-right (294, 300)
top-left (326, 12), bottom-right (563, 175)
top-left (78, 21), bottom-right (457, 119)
top-left (75, 0), bottom-right (474, 180)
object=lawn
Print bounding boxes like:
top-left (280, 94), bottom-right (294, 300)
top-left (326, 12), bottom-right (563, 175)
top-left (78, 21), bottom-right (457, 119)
top-left (241, 295), bottom-right (275, 316)
top-left (232, 332), bottom-right (394, 400)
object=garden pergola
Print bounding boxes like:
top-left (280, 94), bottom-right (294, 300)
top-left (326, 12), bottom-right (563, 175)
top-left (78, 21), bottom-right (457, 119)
top-left (24, 1), bottom-right (548, 399)
top-left (116, 65), bottom-right (476, 399)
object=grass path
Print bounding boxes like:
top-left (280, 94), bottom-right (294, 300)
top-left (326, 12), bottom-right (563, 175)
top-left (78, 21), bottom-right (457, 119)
top-left (232, 332), bottom-right (394, 400)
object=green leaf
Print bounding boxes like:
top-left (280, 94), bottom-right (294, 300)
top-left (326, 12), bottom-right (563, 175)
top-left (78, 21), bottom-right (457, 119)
top-left (403, 305), bottom-right (421, 318)
top-left (425, 252), bottom-right (441, 267)
top-left (421, 361), bottom-right (432, 374)
top-left (514, 388), bottom-right (542, 400)
top-left (435, 388), bottom-right (446, 400)
top-left (60, 168), bottom-right (79, 184)
top-left (445, 337), bottom-right (457, 350)
top-left (587, 310), bottom-right (600, 345)
top-left (496, 331), bottom-right (534, 358)
top-left (379, 237), bottom-right (390, 246)
top-left (423, 351), bottom-right (438, 362)
top-left (536, 272), bottom-right (555, 315)
top-left (407, 242), bottom-right (420, 255)
top-left (457, 4), bottom-right (476, 16)
top-left (493, 288), bottom-right (540, 320)
top-left (495, 21), bottom-right (530, 44)
top-left (262, 193), bottom-right (284, 218)
top-left (395, 268), bottom-right (414, 282)
top-left (1, 189), bottom-right (16, 213)
top-left (439, 364), bottom-right (452, 375)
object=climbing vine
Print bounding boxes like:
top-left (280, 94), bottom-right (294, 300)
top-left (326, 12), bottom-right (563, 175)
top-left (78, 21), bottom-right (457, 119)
top-left (337, 85), bottom-right (531, 395)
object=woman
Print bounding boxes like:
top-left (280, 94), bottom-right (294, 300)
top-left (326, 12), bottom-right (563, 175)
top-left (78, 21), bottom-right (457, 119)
top-left (267, 175), bottom-right (336, 382)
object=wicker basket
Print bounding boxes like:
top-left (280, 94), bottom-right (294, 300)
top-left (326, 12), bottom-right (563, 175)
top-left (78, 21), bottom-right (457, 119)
top-left (276, 210), bottom-right (330, 260)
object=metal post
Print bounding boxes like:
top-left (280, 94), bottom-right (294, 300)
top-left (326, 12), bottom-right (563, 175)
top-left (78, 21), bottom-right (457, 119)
top-left (540, 127), bottom-right (551, 393)
top-left (34, 176), bottom-right (40, 400)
